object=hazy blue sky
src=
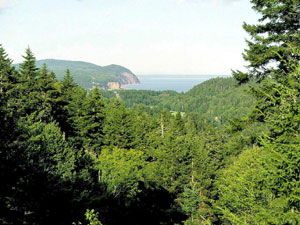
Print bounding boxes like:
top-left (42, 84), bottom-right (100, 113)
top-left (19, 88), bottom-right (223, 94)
top-left (0, 0), bottom-right (259, 74)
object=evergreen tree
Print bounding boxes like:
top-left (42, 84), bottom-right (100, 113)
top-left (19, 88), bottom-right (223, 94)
top-left (233, 0), bottom-right (300, 83)
top-left (37, 63), bottom-right (60, 121)
top-left (0, 45), bottom-right (21, 224)
top-left (215, 1), bottom-right (300, 222)
top-left (56, 69), bottom-right (86, 137)
top-left (77, 88), bottom-right (106, 154)
top-left (172, 111), bottom-right (186, 135)
top-left (19, 48), bottom-right (38, 82)
top-left (17, 47), bottom-right (42, 115)
top-left (0, 44), bottom-right (18, 93)
top-left (102, 99), bottom-right (136, 150)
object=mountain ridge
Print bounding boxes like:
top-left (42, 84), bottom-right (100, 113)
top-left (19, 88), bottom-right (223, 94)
top-left (14, 59), bottom-right (140, 90)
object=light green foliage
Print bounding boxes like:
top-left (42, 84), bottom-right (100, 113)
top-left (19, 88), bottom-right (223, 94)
top-left (217, 147), bottom-right (300, 224)
top-left (85, 209), bottom-right (103, 225)
top-left (148, 121), bottom-right (194, 193)
top-left (96, 148), bottom-right (146, 198)
top-left (73, 209), bottom-right (103, 225)
top-left (180, 184), bottom-right (202, 224)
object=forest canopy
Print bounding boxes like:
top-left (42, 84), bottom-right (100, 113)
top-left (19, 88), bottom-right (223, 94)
top-left (1, 0), bottom-right (300, 224)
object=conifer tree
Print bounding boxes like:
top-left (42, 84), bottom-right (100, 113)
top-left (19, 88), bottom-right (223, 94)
top-left (233, 0), bottom-right (300, 83)
top-left (37, 64), bottom-right (60, 121)
top-left (19, 47), bottom-right (38, 89)
top-left (77, 88), bottom-right (105, 154)
top-left (56, 69), bottom-right (86, 137)
top-left (17, 48), bottom-right (42, 115)
top-left (216, 1), bottom-right (300, 223)
top-left (0, 45), bottom-right (21, 224)
top-left (0, 44), bottom-right (18, 93)
top-left (172, 111), bottom-right (186, 135)
top-left (5, 111), bottom-right (76, 225)
top-left (103, 99), bottom-right (136, 149)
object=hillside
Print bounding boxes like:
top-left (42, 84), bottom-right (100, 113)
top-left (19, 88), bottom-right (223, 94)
top-left (16, 59), bottom-right (140, 90)
top-left (102, 77), bottom-right (256, 124)
top-left (177, 77), bottom-right (256, 123)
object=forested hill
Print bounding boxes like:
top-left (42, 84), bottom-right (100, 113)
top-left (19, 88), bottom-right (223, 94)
top-left (15, 59), bottom-right (140, 90)
top-left (101, 77), bottom-right (256, 124)
top-left (178, 77), bottom-right (256, 123)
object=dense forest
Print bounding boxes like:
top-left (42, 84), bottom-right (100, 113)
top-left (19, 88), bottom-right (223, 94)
top-left (100, 77), bottom-right (255, 125)
top-left (1, 0), bottom-right (300, 224)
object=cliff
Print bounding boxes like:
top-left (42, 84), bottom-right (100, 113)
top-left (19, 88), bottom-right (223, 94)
top-left (107, 82), bottom-right (121, 90)
top-left (118, 72), bottom-right (140, 85)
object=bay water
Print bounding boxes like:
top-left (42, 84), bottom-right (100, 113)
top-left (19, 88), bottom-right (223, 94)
top-left (123, 74), bottom-right (231, 92)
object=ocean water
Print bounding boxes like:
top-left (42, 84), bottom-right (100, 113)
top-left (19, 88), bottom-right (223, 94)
top-left (123, 74), bottom-right (230, 92)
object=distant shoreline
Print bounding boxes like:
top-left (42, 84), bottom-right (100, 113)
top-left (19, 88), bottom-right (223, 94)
top-left (121, 74), bottom-right (231, 92)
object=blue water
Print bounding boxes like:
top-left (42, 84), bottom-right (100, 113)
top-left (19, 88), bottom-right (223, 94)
top-left (123, 74), bottom-right (230, 92)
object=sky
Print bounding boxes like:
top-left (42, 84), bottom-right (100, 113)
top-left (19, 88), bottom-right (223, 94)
top-left (0, 0), bottom-right (259, 75)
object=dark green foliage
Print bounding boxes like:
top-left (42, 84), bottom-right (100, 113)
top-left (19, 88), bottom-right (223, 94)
top-left (77, 88), bottom-right (106, 153)
top-left (55, 69), bottom-right (86, 137)
top-left (233, 0), bottom-right (300, 83)
top-left (17, 48), bottom-right (43, 115)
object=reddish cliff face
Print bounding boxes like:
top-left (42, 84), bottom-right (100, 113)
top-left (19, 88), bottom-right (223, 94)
top-left (119, 72), bottom-right (140, 85)
top-left (105, 72), bottom-right (140, 90)
top-left (107, 82), bottom-right (121, 90)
